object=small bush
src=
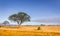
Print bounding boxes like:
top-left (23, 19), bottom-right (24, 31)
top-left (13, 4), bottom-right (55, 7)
top-left (41, 24), bottom-right (45, 26)
top-left (0, 26), bottom-right (1, 28)
top-left (37, 27), bottom-right (41, 30)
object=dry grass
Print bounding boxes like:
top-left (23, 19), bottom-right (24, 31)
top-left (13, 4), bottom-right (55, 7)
top-left (0, 26), bottom-right (60, 36)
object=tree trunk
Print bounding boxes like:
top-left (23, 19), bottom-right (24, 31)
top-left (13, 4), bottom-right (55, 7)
top-left (17, 21), bottom-right (22, 28)
top-left (19, 20), bottom-right (22, 25)
top-left (17, 21), bottom-right (20, 28)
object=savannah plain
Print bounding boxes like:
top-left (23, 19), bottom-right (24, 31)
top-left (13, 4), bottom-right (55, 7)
top-left (0, 25), bottom-right (60, 36)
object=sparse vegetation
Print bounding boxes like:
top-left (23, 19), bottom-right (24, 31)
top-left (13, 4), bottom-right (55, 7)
top-left (0, 28), bottom-right (60, 36)
top-left (0, 26), bottom-right (60, 36)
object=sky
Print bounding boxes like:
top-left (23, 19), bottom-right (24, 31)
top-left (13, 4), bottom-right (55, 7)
top-left (0, 0), bottom-right (60, 25)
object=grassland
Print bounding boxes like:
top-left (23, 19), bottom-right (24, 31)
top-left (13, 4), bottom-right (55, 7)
top-left (0, 26), bottom-right (60, 36)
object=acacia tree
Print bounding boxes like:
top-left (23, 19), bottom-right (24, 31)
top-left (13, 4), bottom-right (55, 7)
top-left (9, 12), bottom-right (30, 26)
top-left (3, 21), bottom-right (9, 26)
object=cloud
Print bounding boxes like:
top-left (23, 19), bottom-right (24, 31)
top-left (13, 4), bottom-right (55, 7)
top-left (32, 18), bottom-right (60, 23)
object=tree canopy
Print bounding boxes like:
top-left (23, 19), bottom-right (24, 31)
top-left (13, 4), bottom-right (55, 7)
top-left (9, 12), bottom-right (30, 25)
top-left (3, 21), bottom-right (9, 25)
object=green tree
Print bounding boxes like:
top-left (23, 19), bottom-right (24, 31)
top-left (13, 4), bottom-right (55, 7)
top-left (9, 12), bottom-right (30, 26)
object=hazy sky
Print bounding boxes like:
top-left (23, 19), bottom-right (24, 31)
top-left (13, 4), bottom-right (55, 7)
top-left (0, 0), bottom-right (60, 25)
